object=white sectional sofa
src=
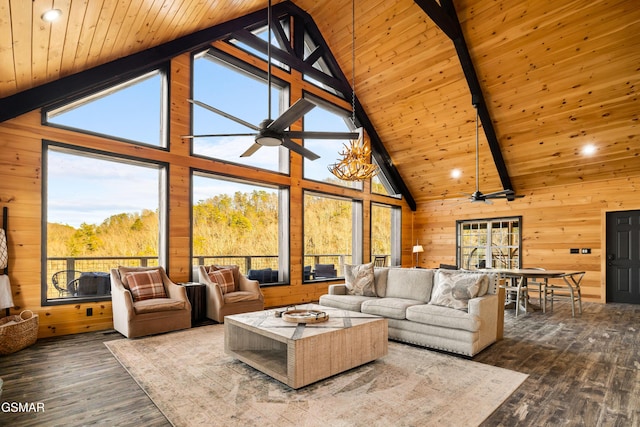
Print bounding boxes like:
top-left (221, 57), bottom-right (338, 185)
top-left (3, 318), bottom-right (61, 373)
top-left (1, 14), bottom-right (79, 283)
top-left (319, 267), bottom-right (503, 357)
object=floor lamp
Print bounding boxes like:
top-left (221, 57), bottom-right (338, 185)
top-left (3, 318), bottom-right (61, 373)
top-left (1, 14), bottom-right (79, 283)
top-left (412, 241), bottom-right (424, 268)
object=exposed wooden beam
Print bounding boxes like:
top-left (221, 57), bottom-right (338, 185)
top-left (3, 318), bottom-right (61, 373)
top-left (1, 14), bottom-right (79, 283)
top-left (415, 0), bottom-right (515, 193)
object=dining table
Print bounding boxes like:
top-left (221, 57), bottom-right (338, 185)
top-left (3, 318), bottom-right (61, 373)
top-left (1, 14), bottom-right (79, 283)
top-left (480, 268), bottom-right (585, 317)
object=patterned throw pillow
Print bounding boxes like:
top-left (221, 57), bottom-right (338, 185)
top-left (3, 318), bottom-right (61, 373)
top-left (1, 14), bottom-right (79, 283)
top-left (429, 270), bottom-right (489, 311)
top-left (208, 269), bottom-right (236, 294)
top-left (125, 269), bottom-right (167, 301)
top-left (344, 262), bottom-right (376, 296)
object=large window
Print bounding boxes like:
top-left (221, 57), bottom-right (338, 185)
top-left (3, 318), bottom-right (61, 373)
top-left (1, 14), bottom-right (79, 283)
top-left (457, 217), bottom-right (522, 270)
top-left (192, 51), bottom-right (289, 173)
top-left (45, 71), bottom-right (167, 147)
top-left (303, 97), bottom-right (362, 190)
top-left (43, 143), bottom-right (166, 304)
top-left (192, 172), bottom-right (289, 284)
top-left (371, 203), bottom-right (402, 267)
top-left (304, 192), bottom-right (362, 281)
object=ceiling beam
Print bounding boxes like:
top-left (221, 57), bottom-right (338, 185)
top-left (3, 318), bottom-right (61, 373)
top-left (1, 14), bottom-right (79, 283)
top-left (414, 0), bottom-right (515, 194)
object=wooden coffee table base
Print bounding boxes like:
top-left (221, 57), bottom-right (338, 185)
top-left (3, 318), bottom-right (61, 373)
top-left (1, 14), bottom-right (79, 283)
top-left (225, 304), bottom-right (388, 389)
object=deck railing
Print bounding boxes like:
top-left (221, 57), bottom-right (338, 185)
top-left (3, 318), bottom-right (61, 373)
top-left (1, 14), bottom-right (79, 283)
top-left (45, 254), bottom-right (389, 300)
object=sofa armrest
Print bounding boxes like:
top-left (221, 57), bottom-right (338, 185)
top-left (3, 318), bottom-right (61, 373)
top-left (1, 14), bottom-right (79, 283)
top-left (328, 284), bottom-right (348, 295)
top-left (468, 294), bottom-right (499, 347)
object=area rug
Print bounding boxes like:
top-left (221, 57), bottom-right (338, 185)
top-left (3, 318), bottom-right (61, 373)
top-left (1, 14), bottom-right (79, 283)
top-left (105, 325), bottom-right (527, 427)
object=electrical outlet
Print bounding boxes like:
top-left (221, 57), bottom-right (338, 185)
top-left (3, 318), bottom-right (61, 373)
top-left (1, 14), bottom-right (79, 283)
top-left (570, 248), bottom-right (579, 254)
top-left (86, 307), bottom-right (93, 316)
top-left (581, 248), bottom-right (591, 254)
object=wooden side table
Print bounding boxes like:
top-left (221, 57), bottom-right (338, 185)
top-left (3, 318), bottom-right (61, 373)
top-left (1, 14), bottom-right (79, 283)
top-left (179, 282), bottom-right (206, 325)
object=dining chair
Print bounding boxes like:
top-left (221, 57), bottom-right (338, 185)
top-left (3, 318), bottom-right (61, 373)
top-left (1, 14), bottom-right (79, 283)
top-left (373, 256), bottom-right (386, 267)
top-left (544, 272), bottom-right (585, 317)
top-left (525, 267), bottom-right (547, 313)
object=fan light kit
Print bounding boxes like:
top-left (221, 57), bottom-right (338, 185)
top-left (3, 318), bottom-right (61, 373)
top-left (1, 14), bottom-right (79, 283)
top-left (183, 0), bottom-right (359, 161)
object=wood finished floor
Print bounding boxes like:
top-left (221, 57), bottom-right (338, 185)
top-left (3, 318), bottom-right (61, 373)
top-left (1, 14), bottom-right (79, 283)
top-left (0, 301), bottom-right (638, 426)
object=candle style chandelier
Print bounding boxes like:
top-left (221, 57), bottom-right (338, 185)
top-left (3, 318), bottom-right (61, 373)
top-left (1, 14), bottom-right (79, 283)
top-left (328, 0), bottom-right (378, 181)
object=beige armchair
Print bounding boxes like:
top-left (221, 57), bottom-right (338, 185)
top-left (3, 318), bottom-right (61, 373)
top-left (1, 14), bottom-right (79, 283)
top-left (198, 265), bottom-right (264, 322)
top-left (110, 266), bottom-right (191, 338)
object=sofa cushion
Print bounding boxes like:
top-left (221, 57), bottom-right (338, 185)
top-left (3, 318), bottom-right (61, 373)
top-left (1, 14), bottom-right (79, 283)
top-left (405, 304), bottom-right (481, 332)
top-left (344, 262), bottom-right (376, 296)
top-left (429, 270), bottom-right (489, 310)
top-left (373, 267), bottom-right (390, 297)
top-left (385, 268), bottom-right (434, 302)
top-left (133, 297), bottom-right (186, 314)
top-left (319, 294), bottom-right (376, 312)
top-left (125, 269), bottom-right (167, 301)
top-left (361, 298), bottom-right (423, 320)
top-left (208, 268), bottom-right (236, 294)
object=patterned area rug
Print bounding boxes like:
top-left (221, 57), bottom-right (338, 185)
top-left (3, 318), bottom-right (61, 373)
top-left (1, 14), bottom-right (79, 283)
top-left (105, 325), bottom-right (527, 427)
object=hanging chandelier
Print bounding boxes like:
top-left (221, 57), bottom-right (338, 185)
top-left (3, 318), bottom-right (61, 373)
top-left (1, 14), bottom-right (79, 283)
top-left (328, 0), bottom-right (378, 182)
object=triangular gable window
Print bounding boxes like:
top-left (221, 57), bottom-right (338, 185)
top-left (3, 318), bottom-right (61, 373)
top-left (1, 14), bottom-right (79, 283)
top-left (45, 71), bottom-right (166, 148)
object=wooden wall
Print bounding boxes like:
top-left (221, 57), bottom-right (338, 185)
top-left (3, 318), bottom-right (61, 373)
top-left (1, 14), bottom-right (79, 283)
top-left (414, 177), bottom-right (640, 303)
top-left (0, 51), bottom-right (412, 338)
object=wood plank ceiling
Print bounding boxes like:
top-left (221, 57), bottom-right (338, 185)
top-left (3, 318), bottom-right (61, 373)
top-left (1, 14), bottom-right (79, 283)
top-left (1, 0), bottom-right (638, 204)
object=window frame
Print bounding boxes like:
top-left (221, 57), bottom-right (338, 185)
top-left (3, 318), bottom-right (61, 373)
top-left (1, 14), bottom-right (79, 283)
top-left (190, 169), bottom-right (290, 286)
top-left (303, 190), bottom-right (363, 283)
top-left (42, 69), bottom-right (169, 150)
top-left (370, 202), bottom-right (402, 267)
top-left (41, 141), bottom-right (169, 306)
top-left (190, 48), bottom-right (291, 175)
top-left (456, 216), bottom-right (522, 270)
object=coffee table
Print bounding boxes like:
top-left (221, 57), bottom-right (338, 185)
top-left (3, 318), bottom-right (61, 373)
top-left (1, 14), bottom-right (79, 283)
top-left (224, 304), bottom-right (388, 389)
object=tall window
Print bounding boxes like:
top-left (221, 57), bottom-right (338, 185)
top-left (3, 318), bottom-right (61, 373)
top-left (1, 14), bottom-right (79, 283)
top-left (371, 203), bottom-right (401, 267)
top-left (45, 71), bottom-right (166, 147)
top-left (192, 51), bottom-right (288, 173)
top-left (192, 173), bottom-right (289, 284)
top-left (457, 217), bottom-right (522, 270)
top-left (303, 96), bottom-right (362, 190)
top-left (304, 192), bottom-right (362, 281)
top-left (44, 144), bottom-right (166, 303)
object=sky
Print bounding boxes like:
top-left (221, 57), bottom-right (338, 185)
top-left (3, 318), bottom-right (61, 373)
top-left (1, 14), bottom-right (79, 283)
top-left (45, 46), bottom-right (355, 228)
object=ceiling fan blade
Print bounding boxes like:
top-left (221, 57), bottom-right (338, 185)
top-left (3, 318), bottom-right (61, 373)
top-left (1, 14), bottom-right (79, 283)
top-left (281, 138), bottom-right (320, 160)
top-left (181, 132), bottom-right (256, 139)
top-left (188, 99), bottom-right (260, 131)
top-left (240, 143), bottom-right (263, 157)
top-left (483, 190), bottom-right (513, 199)
top-left (285, 130), bottom-right (360, 140)
top-left (267, 98), bottom-right (316, 132)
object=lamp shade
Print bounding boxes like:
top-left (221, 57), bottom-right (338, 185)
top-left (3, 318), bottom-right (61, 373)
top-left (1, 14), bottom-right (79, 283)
top-left (412, 245), bottom-right (424, 254)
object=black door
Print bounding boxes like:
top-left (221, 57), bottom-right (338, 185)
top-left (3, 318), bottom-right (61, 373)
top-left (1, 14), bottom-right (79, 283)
top-left (606, 210), bottom-right (640, 303)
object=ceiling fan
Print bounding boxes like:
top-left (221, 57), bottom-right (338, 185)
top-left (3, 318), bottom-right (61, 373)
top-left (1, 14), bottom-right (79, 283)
top-left (465, 102), bottom-right (523, 204)
top-left (182, 0), bottom-right (359, 160)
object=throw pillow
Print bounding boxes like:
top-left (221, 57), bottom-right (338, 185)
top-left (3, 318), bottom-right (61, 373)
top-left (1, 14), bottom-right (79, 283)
top-left (208, 268), bottom-right (236, 294)
top-left (429, 270), bottom-right (488, 311)
top-left (125, 269), bottom-right (167, 301)
top-left (206, 265), bottom-right (240, 289)
top-left (344, 262), bottom-right (376, 296)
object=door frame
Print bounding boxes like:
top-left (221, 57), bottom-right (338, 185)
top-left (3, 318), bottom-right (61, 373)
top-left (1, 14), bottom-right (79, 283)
top-left (601, 204), bottom-right (640, 303)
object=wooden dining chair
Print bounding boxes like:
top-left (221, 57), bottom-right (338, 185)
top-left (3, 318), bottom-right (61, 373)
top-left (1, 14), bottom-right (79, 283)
top-left (544, 272), bottom-right (585, 317)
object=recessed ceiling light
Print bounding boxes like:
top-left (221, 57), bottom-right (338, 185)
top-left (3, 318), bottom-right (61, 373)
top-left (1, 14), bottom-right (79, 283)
top-left (582, 144), bottom-right (596, 155)
top-left (450, 169), bottom-right (462, 179)
top-left (41, 9), bottom-right (62, 22)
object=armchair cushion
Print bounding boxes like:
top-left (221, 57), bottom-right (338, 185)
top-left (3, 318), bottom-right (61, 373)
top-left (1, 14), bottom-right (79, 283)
top-left (208, 269), bottom-right (236, 294)
top-left (133, 298), bottom-right (186, 314)
top-left (125, 269), bottom-right (167, 301)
